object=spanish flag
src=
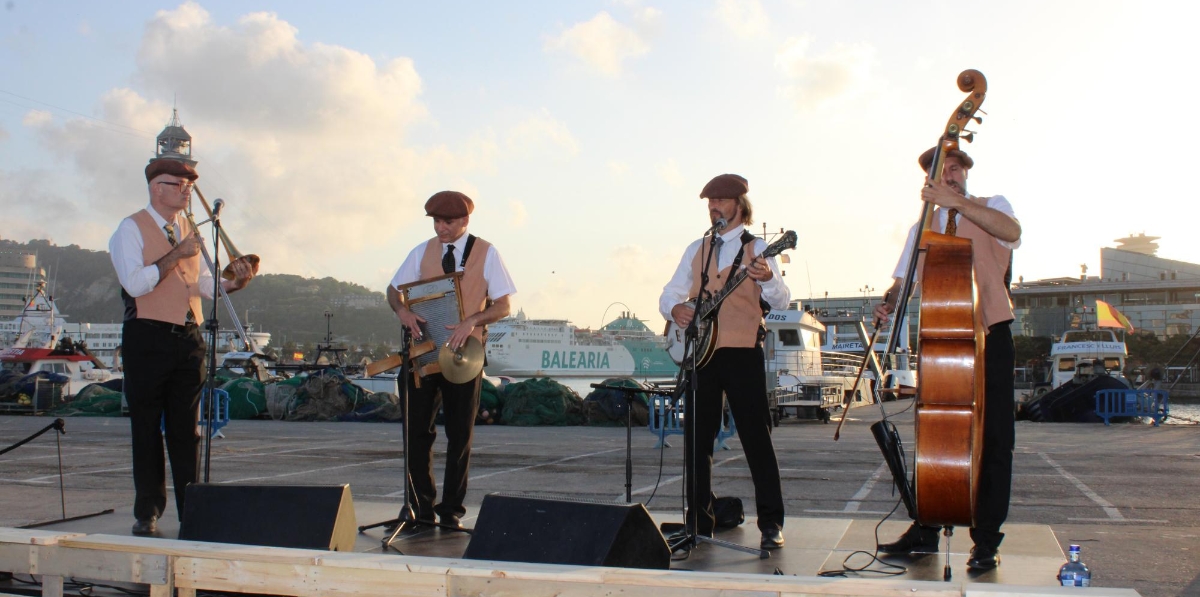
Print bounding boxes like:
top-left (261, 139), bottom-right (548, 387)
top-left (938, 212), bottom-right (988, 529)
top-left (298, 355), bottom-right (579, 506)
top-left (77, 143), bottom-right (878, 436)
top-left (1096, 300), bottom-right (1134, 333)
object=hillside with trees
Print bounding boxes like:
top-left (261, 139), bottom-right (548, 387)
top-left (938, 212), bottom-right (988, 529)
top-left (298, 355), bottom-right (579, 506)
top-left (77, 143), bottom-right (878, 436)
top-left (0, 239), bottom-right (402, 359)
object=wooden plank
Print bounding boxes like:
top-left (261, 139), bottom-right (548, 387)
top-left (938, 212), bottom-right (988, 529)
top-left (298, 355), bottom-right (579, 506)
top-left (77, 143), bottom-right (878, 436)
top-left (37, 545), bottom-right (168, 584)
top-left (0, 529), bottom-right (83, 546)
top-left (59, 534), bottom-right (327, 564)
top-left (41, 574), bottom-right (63, 597)
top-left (174, 557), bottom-right (449, 597)
top-left (0, 544), bottom-right (32, 574)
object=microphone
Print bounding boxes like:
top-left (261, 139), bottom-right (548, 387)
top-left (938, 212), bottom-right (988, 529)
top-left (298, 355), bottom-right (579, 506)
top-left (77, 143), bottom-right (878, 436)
top-left (212, 198), bottom-right (225, 219)
top-left (708, 217), bottom-right (728, 235)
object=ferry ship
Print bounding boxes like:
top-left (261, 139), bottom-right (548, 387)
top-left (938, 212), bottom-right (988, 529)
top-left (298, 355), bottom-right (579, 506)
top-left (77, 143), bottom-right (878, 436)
top-left (484, 309), bottom-right (676, 378)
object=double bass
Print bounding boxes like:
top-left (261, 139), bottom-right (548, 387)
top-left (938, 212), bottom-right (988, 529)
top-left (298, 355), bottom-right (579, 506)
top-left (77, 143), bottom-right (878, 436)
top-left (837, 69), bottom-right (989, 531)
top-left (909, 69), bottom-right (988, 528)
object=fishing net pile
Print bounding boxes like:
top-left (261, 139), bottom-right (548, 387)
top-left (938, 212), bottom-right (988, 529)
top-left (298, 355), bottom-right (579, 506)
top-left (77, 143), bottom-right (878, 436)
top-left (265, 368), bottom-right (400, 422)
top-left (499, 377), bottom-right (587, 426)
top-left (47, 381), bottom-right (123, 416)
top-left (581, 377), bottom-right (650, 426)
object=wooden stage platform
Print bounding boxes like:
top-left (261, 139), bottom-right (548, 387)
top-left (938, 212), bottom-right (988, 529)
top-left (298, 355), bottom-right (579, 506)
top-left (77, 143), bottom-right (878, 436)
top-left (0, 498), bottom-right (1140, 596)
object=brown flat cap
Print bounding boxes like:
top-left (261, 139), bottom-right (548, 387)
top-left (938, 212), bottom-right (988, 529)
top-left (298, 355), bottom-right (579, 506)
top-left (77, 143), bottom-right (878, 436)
top-left (425, 191), bottom-right (474, 218)
top-left (145, 158), bottom-right (198, 182)
top-left (699, 174), bottom-right (748, 199)
top-left (918, 147), bottom-right (973, 172)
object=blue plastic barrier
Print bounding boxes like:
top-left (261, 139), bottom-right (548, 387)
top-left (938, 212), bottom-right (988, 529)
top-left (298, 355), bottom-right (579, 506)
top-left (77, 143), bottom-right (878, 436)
top-left (1094, 389), bottom-right (1169, 426)
top-left (161, 388), bottom-right (231, 438)
top-left (648, 395), bottom-right (736, 449)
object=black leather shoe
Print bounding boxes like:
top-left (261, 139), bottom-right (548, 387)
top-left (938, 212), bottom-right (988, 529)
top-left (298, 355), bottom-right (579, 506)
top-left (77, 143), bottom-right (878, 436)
top-left (439, 515), bottom-right (464, 530)
top-left (760, 528), bottom-right (785, 549)
top-left (878, 524), bottom-right (939, 555)
top-left (131, 516), bottom-right (157, 535)
top-left (967, 544), bottom-right (1000, 570)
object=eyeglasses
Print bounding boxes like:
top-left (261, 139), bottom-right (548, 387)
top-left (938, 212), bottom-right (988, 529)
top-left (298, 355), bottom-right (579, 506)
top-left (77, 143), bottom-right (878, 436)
top-left (157, 181), bottom-right (194, 191)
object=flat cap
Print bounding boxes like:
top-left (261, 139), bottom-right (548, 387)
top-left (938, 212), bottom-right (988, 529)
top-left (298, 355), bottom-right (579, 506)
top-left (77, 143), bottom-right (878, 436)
top-left (145, 159), bottom-right (198, 183)
top-left (699, 174), bottom-right (748, 199)
top-left (918, 147), bottom-right (973, 172)
top-left (424, 191), bottom-right (474, 218)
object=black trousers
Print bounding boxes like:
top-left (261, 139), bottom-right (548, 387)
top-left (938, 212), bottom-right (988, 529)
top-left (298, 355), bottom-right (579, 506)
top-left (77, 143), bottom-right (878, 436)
top-left (970, 322), bottom-right (1016, 549)
top-left (686, 346), bottom-right (785, 535)
top-left (915, 322), bottom-right (1015, 549)
top-left (405, 372), bottom-right (480, 520)
top-left (122, 319), bottom-right (206, 521)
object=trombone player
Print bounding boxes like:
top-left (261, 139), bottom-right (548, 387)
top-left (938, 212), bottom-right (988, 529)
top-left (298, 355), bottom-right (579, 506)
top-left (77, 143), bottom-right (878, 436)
top-left (108, 159), bottom-right (255, 535)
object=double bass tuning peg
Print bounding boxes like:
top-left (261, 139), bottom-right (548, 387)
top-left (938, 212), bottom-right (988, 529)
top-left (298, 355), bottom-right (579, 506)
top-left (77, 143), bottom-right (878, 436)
top-left (961, 131), bottom-right (975, 143)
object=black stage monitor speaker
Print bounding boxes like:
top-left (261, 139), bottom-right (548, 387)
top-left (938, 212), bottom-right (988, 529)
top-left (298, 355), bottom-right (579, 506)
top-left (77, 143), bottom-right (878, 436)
top-left (463, 494), bottom-right (670, 569)
top-left (179, 483), bottom-right (357, 551)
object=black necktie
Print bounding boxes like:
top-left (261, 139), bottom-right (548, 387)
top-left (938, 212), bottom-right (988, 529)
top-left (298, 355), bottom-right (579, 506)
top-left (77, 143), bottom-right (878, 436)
top-left (442, 245), bottom-right (456, 274)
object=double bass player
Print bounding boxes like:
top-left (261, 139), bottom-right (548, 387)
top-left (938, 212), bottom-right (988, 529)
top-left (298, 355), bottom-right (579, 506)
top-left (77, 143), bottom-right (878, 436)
top-left (873, 147), bottom-right (1021, 570)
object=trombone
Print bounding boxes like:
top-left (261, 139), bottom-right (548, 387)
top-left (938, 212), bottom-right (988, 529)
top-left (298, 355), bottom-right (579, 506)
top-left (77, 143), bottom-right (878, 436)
top-left (187, 186), bottom-right (260, 280)
top-left (182, 183), bottom-right (264, 353)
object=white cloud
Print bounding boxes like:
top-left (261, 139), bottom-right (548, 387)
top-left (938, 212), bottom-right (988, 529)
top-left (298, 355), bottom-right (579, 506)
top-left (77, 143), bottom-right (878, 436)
top-left (715, 0), bottom-right (770, 40)
top-left (508, 200), bottom-right (528, 228)
top-left (774, 35), bottom-right (876, 110)
top-left (607, 160), bottom-right (630, 178)
top-left (505, 110), bottom-right (580, 159)
top-left (656, 158), bottom-right (684, 187)
top-left (544, 11), bottom-right (650, 77)
top-left (11, 2), bottom-right (500, 281)
top-left (22, 110), bottom-right (51, 127)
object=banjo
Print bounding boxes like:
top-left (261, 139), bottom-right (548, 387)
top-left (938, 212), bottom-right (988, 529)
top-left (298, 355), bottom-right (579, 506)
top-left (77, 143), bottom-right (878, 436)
top-left (665, 230), bottom-right (797, 369)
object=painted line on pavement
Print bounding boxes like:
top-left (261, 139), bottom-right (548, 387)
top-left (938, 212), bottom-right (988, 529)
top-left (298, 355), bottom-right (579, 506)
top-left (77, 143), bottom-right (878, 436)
top-left (1039, 452), bottom-right (1126, 521)
top-left (620, 454), bottom-right (747, 501)
top-left (224, 458), bottom-right (399, 483)
top-left (385, 447), bottom-right (625, 498)
top-left (843, 462), bottom-right (889, 513)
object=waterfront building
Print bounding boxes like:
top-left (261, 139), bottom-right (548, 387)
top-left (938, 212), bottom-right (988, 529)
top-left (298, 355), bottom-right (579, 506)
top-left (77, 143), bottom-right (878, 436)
top-left (804, 234), bottom-right (1199, 344)
top-left (1012, 235), bottom-right (1199, 340)
top-left (0, 252), bottom-right (45, 319)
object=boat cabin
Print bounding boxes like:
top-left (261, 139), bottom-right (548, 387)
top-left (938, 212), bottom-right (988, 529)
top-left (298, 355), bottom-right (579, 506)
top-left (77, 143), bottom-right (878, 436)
top-left (1047, 329), bottom-right (1128, 389)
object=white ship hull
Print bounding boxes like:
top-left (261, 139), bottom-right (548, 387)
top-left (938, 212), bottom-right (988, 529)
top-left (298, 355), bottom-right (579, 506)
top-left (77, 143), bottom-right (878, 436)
top-left (486, 342), bottom-right (636, 377)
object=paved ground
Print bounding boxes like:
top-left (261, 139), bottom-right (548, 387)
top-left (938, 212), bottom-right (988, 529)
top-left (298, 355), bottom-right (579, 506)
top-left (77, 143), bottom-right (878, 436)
top-left (1, 401), bottom-right (1198, 596)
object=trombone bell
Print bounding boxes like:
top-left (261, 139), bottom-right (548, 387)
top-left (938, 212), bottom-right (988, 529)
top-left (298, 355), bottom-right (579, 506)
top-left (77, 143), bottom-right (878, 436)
top-left (190, 185), bottom-right (261, 280)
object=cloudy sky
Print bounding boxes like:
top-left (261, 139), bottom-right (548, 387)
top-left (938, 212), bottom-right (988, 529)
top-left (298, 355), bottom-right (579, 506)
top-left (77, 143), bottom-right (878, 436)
top-left (1, 1), bottom-right (1195, 330)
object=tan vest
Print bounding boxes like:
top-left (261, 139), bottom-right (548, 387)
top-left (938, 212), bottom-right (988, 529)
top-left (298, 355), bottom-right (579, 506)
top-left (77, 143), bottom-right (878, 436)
top-left (688, 236), bottom-right (764, 349)
top-left (419, 235), bottom-right (492, 342)
top-left (916, 205), bottom-right (1014, 330)
top-left (953, 211), bottom-right (1014, 329)
top-left (130, 209), bottom-right (203, 325)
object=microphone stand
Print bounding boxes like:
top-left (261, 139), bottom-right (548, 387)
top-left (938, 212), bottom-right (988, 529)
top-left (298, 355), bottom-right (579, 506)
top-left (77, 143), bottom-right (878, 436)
top-left (668, 227), bottom-right (767, 560)
top-left (201, 211), bottom-right (223, 483)
top-left (357, 323), bottom-right (469, 553)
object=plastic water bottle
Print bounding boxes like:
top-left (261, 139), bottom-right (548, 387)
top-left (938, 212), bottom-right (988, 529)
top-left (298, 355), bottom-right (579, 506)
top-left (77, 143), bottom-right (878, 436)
top-left (1058, 544), bottom-right (1091, 587)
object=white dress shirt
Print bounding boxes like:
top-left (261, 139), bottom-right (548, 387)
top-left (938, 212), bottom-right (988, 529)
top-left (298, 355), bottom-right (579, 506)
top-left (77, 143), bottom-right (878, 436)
top-left (891, 195), bottom-right (1021, 279)
top-left (659, 224), bottom-right (791, 321)
top-left (109, 204), bottom-right (216, 299)
top-left (389, 232), bottom-right (517, 300)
